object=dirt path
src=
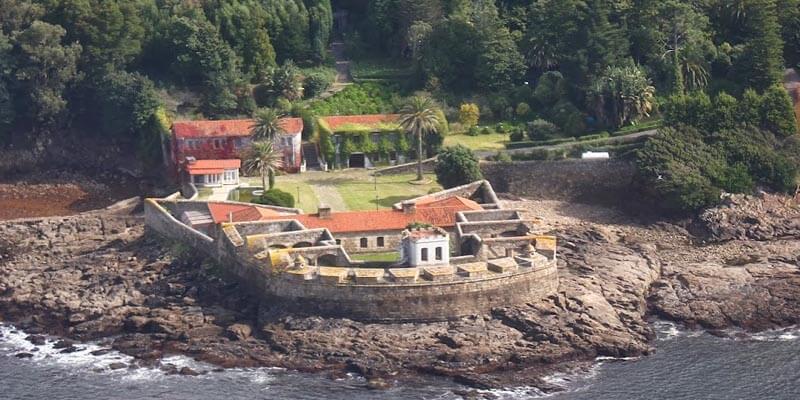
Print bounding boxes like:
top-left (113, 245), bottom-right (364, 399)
top-left (309, 181), bottom-right (347, 211)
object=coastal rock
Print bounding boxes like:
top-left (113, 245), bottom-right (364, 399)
top-left (2, 197), bottom-right (799, 389)
top-left (225, 323), bottom-right (252, 341)
top-left (695, 193), bottom-right (800, 242)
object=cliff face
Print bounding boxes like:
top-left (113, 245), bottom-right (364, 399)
top-left (1, 196), bottom-right (799, 390)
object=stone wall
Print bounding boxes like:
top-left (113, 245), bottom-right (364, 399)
top-left (481, 159), bottom-right (637, 205)
top-left (144, 199), bottom-right (214, 249)
top-left (264, 262), bottom-right (558, 322)
top-left (374, 157), bottom-right (437, 176)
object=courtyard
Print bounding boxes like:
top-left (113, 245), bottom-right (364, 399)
top-left (199, 169), bottom-right (442, 214)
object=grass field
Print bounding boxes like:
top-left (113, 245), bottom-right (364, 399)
top-left (336, 172), bottom-right (442, 211)
top-left (444, 132), bottom-right (509, 151)
top-left (241, 175), bottom-right (320, 213)
top-left (350, 251), bottom-right (400, 262)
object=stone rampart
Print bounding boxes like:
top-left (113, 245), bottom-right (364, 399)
top-left (144, 194), bottom-right (560, 322)
top-left (481, 159), bottom-right (636, 205)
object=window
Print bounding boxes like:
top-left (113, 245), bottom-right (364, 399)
top-left (360, 238), bottom-right (368, 248)
top-left (435, 247), bottom-right (443, 261)
top-left (421, 248), bottom-right (428, 261)
top-left (234, 138), bottom-right (244, 149)
top-left (335, 239), bottom-right (341, 245)
top-left (212, 139), bottom-right (223, 149)
top-left (185, 139), bottom-right (200, 150)
top-left (377, 237), bottom-right (385, 247)
top-left (223, 170), bottom-right (237, 184)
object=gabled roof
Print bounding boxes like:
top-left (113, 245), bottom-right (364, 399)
top-left (185, 159), bottom-right (241, 175)
top-left (415, 196), bottom-right (483, 210)
top-left (172, 118), bottom-right (303, 139)
top-left (206, 202), bottom-right (283, 224)
top-left (319, 114), bottom-right (400, 132)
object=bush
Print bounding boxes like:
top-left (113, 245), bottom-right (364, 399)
top-left (515, 102), bottom-right (531, 118)
top-left (303, 72), bottom-right (332, 99)
top-left (435, 145), bottom-right (483, 189)
top-left (252, 188), bottom-right (295, 208)
top-left (509, 128), bottom-right (524, 142)
top-left (466, 126), bottom-right (480, 136)
top-left (481, 126), bottom-right (493, 135)
top-left (526, 119), bottom-right (560, 141)
top-left (459, 103), bottom-right (480, 128)
top-left (495, 123), bottom-right (506, 133)
top-left (578, 132), bottom-right (610, 141)
top-left (490, 151), bottom-right (512, 163)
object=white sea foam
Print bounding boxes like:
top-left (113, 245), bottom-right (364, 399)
top-left (749, 325), bottom-right (800, 342)
top-left (0, 322), bottom-right (281, 386)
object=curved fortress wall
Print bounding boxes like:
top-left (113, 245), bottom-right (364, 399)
top-left (145, 191), bottom-right (559, 322)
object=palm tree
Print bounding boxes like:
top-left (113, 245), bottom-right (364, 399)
top-left (243, 140), bottom-right (284, 191)
top-left (399, 96), bottom-right (441, 181)
top-left (251, 108), bottom-right (284, 141)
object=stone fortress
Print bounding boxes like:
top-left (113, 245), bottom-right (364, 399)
top-left (145, 181), bottom-right (558, 321)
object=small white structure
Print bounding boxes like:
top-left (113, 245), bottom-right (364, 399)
top-left (581, 151), bottom-right (610, 160)
top-left (186, 158), bottom-right (241, 187)
top-left (400, 227), bottom-right (450, 267)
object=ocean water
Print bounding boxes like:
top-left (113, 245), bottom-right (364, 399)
top-left (1, 321), bottom-right (799, 400)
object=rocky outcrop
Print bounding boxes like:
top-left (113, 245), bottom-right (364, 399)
top-left (695, 193), bottom-right (800, 242)
top-left (2, 194), bottom-right (800, 390)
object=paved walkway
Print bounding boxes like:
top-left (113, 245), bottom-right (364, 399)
top-left (207, 186), bottom-right (232, 201)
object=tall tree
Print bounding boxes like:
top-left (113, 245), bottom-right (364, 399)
top-left (653, 1), bottom-right (714, 94)
top-left (588, 64), bottom-right (656, 129)
top-left (243, 140), bottom-right (284, 190)
top-left (398, 96), bottom-right (441, 181)
top-left (13, 21), bottom-right (81, 126)
top-left (250, 108), bottom-right (284, 141)
top-left (739, 0), bottom-right (784, 91)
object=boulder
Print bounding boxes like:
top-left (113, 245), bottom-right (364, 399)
top-left (225, 323), bottom-right (252, 341)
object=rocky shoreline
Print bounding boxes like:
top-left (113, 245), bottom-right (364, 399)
top-left (1, 194), bottom-right (799, 393)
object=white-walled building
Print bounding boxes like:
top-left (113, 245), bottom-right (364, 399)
top-left (186, 158), bottom-right (241, 187)
top-left (400, 227), bottom-right (450, 267)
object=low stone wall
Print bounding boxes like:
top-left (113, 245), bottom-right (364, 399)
top-left (144, 196), bottom-right (560, 322)
top-left (373, 157), bottom-right (437, 176)
top-left (265, 262), bottom-right (558, 322)
top-left (144, 199), bottom-right (214, 249)
top-left (481, 159), bottom-right (637, 205)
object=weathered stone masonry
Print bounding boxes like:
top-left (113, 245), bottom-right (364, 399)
top-left (144, 183), bottom-right (559, 322)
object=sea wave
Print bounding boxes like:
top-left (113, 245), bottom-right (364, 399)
top-left (0, 322), bottom-right (282, 386)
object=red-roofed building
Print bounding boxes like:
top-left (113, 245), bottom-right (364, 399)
top-left (170, 117), bottom-right (304, 176)
top-left (316, 114), bottom-right (405, 168)
top-left (185, 159), bottom-right (241, 187)
top-left (206, 202), bottom-right (284, 223)
top-left (210, 194), bottom-right (484, 253)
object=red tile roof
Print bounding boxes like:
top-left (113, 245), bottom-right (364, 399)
top-left (207, 202), bottom-right (283, 224)
top-left (415, 196), bottom-right (483, 210)
top-left (320, 114), bottom-right (400, 132)
top-left (172, 118), bottom-right (303, 139)
top-left (207, 195), bottom-right (483, 233)
top-left (186, 159), bottom-right (241, 175)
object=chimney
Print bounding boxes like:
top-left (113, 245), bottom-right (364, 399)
top-left (402, 201), bottom-right (416, 214)
top-left (318, 204), bottom-right (331, 219)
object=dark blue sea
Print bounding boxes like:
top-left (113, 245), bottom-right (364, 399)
top-left (1, 321), bottom-right (798, 399)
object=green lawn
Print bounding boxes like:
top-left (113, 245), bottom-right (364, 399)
top-left (350, 251), bottom-right (400, 263)
top-left (444, 132), bottom-right (509, 151)
top-left (336, 172), bottom-right (442, 211)
top-left (241, 175), bottom-right (320, 213)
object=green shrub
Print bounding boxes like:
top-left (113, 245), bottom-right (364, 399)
top-left (515, 102), bottom-right (531, 118)
top-left (252, 188), bottom-right (295, 208)
top-left (435, 145), bottom-right (483, 189)
top-left (303, 72), bottom-right (332, 99)
top-left (509, 128), bottom-right (524, 142)
top-left (481, 126), bottom-right (493, 135)
top-left (495, 123), bottom-right (506, 133)
top-left (578, 132), bottom-right (610, 141)
top-left (466, 126), bottom-right (480, 136)
top-left (526, 119), bottom-right (560, 141)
